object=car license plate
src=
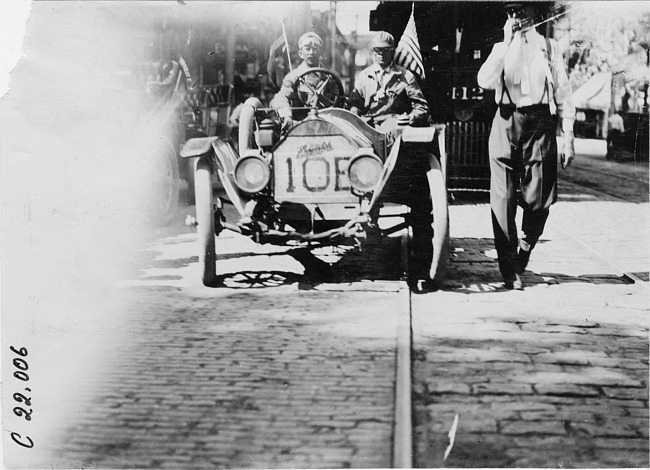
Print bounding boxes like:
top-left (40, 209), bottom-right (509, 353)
top-left (274, 135), bottom-right (358, 204)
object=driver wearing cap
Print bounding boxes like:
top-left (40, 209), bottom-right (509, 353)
top-left (271, 32), bottom-right (341, 132)
top-left (349, 31), bottom-right (429, 131)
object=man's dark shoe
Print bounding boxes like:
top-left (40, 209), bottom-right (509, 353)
top-left (504, 273), bottom-right (524, 290)
top-left (517, 248), bottom-right (531, 274)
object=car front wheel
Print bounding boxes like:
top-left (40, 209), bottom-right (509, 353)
top-left (150, 136), bottom-right (181, 225)
top-left (427, 154), bottom-right (450, 282)
top-left (194, 157), bottom-right (217, 286)
top-left (408, 153), bottom-right (449, 288)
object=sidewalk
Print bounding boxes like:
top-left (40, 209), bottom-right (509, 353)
top-left (411, 177), bottom-right (649, 467)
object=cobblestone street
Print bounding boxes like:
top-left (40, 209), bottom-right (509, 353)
top-left (412, 174), bottom-right (649, 468)
top-left (40, 279), bottom-right (405, 469)
top-left (19, 170), bottom-right (645, 469)
top-left (2, 112), bottom-right (647, 470)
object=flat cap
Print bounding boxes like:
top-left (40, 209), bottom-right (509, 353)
top-left (298, 32), bottom-right (323, 49)
top-left (371, 31), bottom-right (395, 48)
top-left (505, 2), bottom-right (553, 16)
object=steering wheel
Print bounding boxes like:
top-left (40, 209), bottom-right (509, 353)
top-left (292, 67), bottom-right (344, 109)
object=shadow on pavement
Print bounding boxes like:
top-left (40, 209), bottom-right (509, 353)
top-left (213, 270), bottom-right (304, 289)
top-left (448, 192), bottom-right (490, 206)
top-left (438, 237), bottom-right (634, 295)
top-left (147, 238), bottom-right (402, 290)
top-left (132, 229), bottom-right (634, 292)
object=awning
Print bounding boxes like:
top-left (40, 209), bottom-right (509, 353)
top-left (572, 71), bottom-right (612, 111)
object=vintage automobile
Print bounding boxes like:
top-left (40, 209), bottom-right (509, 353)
top-left (180, 68), bottom-right (449, 288)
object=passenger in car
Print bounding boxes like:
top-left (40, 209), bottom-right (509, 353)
top-left (271, 32), bottom-right (340, 132)
top-left (349, 31), bottom-right (429, 133)
top-left (349, 31), bottom-right (435, 277)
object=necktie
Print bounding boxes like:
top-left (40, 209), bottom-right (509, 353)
top-left (520, 32), bottom-right (531, 95)
top-left (376, 70), bottom-right (386, 99)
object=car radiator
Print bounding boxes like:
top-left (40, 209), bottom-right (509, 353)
top-left (445, 121), bottom-right (491, 192)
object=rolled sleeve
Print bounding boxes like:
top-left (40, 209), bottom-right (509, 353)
top-left (558, 100), bottom-right (576, 133)
top-left (550, 41), bottom-right (575, 133)
top-left (477, 43), bottom-right (508, 90)
top-left (272, 73), bottom-right (296, 119)
top-left (404, 71), bottom-right (429, 121)
top-left (349, 85), bottom-right (367, 114)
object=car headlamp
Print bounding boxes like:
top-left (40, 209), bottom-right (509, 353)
top-left (347, 152), bottom-right (383, 193)
top-left (234, 154), bottom-right (271, 193)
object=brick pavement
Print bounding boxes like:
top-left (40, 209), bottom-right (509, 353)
top-left (20, 170), bottom-right (649, 469)
top-left (35, 250), bottom-right (406, 469)
top-left (412, 178), bottom-right (649, 468)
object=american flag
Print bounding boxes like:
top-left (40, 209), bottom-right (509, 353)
top-left (178, 27), bottom-right (197, 89)
top-left (266, 35), bottom-right (286, 91)
top-left (394, 3), bottom-right (425, 80)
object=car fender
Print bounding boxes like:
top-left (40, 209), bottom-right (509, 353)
top-left (401, 126), bottom-right (436, 143)
top-left (239, 97), bottom-right (263, 154)
top-left (180, 136), bottom-right (251, 216)
top-left (368, 136), bottom-right (403, 211)
top-left (211, 139), bottom-right (250, 216)
top-left (180, 137), bottom-right (220, 158)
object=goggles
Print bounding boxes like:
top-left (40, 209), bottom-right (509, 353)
top-left (373, 47), bottom-right (395, 54)
top-left (300, 41), bottom-right (322, 51)
top-left (506, 6), bottom-right (524, 16)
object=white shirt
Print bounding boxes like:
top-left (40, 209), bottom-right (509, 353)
top-left (478, 29), bottom-right (575, 133)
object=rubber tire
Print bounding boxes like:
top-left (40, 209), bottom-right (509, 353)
top-left (427, 156), bottom-right (450, 282)
top-left (152, 136), bottom-right (181, 225)
top-left (183, 157), bottom-right (196, 206)
top-left (238, 97), bottom-right (261, 155)
top-left (194, 158), bottom-right (217, 286)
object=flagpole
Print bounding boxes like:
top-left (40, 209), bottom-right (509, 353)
top-left (280, 18), bottom-right (293, 74)
top-left (330, 0), bottom-right (337, 71)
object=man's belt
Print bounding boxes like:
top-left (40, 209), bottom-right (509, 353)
top-left (515, 103), bottom-right (551, 114)
top-left (499, 103), bottom-right (550, 119)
